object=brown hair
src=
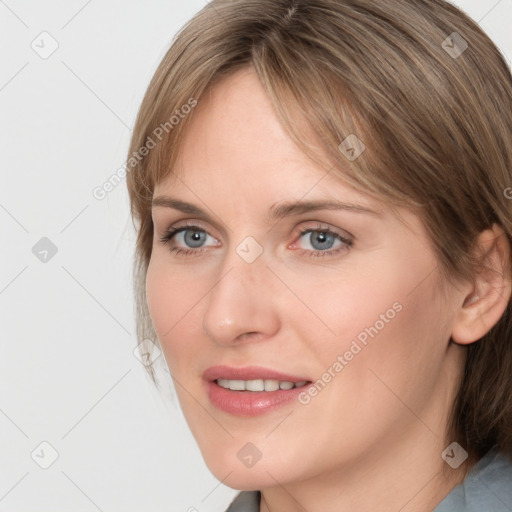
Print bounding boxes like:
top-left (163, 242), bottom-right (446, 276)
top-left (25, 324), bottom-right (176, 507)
top-left (126, 0), bottom-right (512, 463)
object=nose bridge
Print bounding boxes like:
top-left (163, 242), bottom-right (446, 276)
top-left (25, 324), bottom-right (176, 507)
top-left (201, 239), bottom-right (278, 344)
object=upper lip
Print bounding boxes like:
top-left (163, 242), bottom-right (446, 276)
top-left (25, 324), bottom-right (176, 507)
top-left (203, 365), bottom-right (311, 383)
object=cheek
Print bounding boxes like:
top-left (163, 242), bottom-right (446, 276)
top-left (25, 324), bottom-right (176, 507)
top-left (305, 258), bottom-right (446, 424)
top-left (293, 248), bottom-right (443, 392)
top-left (145, 257), bottom-right (205, 367)
top-left (284, 261), bottom-right (403, 358)
top-left (146, 258), bottom-right (173, 336)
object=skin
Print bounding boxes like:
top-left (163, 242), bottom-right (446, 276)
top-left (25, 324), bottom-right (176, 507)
top-left (146, 67), bottom-right (512, 512)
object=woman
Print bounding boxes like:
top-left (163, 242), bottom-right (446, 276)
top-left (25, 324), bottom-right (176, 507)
top-left (126, 1), bottom-right (512, 510)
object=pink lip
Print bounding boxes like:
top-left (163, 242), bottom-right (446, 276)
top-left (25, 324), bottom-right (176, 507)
top-left (203, 365), bottom-right (312, 417)
top-left (202, 365), bottom-right (310, 383)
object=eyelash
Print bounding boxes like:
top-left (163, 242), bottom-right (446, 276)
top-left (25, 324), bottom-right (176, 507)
top-left (158, 222), bottom-right (353, 259)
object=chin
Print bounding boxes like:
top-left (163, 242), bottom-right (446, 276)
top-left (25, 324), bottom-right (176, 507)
top-left (212, 468), bottom-right (277, 492)
top-left (201, 447), bottom-right (287, 490)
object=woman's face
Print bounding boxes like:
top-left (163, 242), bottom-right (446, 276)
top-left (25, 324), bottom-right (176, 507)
top-left (147, 67), bottom-right (466, 490)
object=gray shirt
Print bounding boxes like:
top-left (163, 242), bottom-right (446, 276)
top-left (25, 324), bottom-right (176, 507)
top-left (225, 449), bottom-right (512, 511)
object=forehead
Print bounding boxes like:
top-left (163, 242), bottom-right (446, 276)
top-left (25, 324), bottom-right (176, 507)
top-left (155, 68), bottom-right (371, 204)
top-left (151, 69), bottom-right (429, 249)
top-left (176, 68), bottom-right (301, 173)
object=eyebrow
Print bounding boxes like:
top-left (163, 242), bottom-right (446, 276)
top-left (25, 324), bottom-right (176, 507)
top-left (151, 196), bottom-right (382, 222)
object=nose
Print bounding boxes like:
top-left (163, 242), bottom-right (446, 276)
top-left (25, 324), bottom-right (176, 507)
top-left (201, 245), bottom-right (281, 346)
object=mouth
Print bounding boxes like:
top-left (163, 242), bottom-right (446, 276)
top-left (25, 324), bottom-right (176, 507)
top-left (203, 365), bottom-right (313, 416)
top-left (215, 378), bottom-right (309, 391)
top-left (203, 364), bottom-right (312, 387)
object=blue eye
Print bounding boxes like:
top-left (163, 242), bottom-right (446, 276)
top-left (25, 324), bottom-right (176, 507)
top-left (300, 230), bottom-right (337, 250)
top-left (296, 226), bottom-right (352, 258)
top-left (159, 223), bottom-right (352, 258)
top-left (177, 228), bottom-right (208, 248)
top-left (159, 225), bottom-right (217, 256)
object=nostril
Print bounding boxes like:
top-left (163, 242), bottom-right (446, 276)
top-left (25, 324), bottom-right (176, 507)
top-left (237, 332), bottom-right (262, 342)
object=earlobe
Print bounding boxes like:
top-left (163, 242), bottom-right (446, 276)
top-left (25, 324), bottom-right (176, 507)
top-left (451, 223), bottom-right (512, 345)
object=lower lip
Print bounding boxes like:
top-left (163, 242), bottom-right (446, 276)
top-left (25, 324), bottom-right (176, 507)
top-left (206, 380), bottom-right (310, 416)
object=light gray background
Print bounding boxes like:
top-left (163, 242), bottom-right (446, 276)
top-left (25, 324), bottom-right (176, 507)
top-left (1, 1), bottom-right (510, 511)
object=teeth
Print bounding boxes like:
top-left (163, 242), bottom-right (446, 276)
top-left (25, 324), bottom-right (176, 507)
top-left (216, 378), bottom-right (307, 391)
top-left (246, 379), bottom-right (264, 391)
top-left (264, 379), bottom-right (280, 391)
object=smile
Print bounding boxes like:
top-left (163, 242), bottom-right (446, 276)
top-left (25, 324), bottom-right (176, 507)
top-left (216, 378), bottom-right (308, 391)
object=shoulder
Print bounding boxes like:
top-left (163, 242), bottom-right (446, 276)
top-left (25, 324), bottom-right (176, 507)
top-left (434, 449), bottom-right (512, 512)
top-left (224, 491), bottom-right (260, 512)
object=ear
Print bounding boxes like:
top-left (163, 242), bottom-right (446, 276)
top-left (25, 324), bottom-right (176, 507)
top-left (451, 223), bottom-right (512, 345)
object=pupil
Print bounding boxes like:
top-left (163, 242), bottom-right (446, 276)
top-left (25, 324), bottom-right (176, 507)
top-left (311, 231), bottom-right (334, 250)
top-left (185, 229), bottom-right (206, 248)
